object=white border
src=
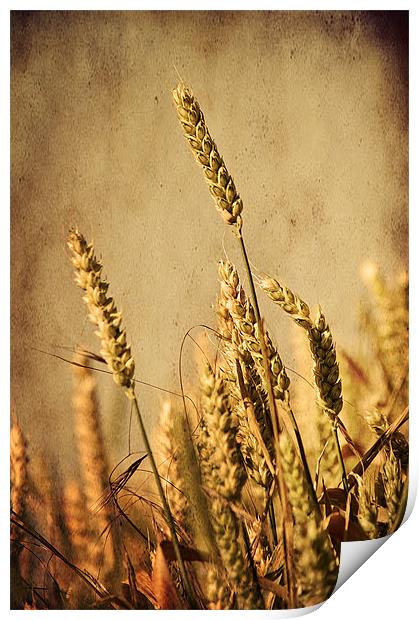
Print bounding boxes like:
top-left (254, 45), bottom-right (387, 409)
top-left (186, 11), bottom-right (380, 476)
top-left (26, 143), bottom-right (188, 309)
top-left (3, 4), bottom-right (415, 618)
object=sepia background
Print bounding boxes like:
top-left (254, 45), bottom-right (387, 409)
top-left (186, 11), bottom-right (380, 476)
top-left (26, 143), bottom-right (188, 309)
top-left (11, 11), bottom-right (408, 479)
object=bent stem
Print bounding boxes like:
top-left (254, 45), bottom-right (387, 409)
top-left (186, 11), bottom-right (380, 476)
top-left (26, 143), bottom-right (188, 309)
top-left (284, 400), bottom-right (319, 513)
top-left (331, 421), bottom-right (349, 494)
top-left (132, 396), bottom-right (197, 608)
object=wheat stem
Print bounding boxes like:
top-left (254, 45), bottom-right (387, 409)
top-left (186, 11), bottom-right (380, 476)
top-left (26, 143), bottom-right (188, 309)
top-left (132, 397), bottom-right (196, 606)
top-left (331, 423), bottom-right (349, 493)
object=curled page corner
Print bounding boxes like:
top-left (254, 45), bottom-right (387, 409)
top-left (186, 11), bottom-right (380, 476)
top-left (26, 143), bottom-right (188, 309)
top-left (333, 464), bottom-right (416, 594)
top-left (333, 535), bottom-right (389, 592)
top-left (269, 469), bottom-right (416, 618)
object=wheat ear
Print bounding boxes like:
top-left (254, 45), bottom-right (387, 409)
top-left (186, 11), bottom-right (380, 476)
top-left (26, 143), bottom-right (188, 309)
top-left (259, 277), bottom-right (343, 417)
top-left (217, 261), bottom-right (273, 496)
top-left (73, 354), bottom-right (115, 577)
top-left (156, 401), bottom-right (189, 529)
top-left (172, 83), bottom-right (243, 226)
top-left (354, 474), bottom-right (378, 539)
top-left (62, 479), bottom-right (92, 567)
top-left (172, 84), bottom-right (293, 606)
top-left (67, 228), bottom-right (196, 607)
top-left (279, 433), bottom-right (338, 607)
top-left (200, 363), bottom-right (246, 501)
top-left (361, 262), bottom-right (408, 396)
top-left (10, 422), bottom-right (28, 528)
top-left (220, 260), bottom-right (317, 510)
top-left (382, 450), bottom-right (403, 534)
top-left (200, 364), bottom-right (263, 609)
top-left (259, 275), bottom-right (348, 491)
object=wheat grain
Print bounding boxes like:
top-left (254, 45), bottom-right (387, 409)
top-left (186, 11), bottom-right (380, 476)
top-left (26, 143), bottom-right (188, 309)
top-left (172, 83), bottom-right (243, 226)
top-left (365, 408), bottom-right (388, 436)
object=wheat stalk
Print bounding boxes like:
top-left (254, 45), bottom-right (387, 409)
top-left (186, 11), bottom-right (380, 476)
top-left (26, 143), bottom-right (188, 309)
top-left (316, 412), bottom-right (339, 488)
top-left (68, 228), bottom-right (196, 607)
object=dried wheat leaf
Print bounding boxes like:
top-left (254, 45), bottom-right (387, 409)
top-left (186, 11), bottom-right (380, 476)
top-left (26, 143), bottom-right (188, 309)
top-left (325, 511), bottom-right (368, 542)
top-left (152, 544), bottom-right (183, 610)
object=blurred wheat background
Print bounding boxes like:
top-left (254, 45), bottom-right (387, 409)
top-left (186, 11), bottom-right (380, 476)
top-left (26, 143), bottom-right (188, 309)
top-left (11, 10), bottom-right (407, 492)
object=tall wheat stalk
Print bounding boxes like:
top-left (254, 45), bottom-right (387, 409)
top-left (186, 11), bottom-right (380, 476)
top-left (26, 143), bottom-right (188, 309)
top-left (67, 229), bottom-right (197, 608)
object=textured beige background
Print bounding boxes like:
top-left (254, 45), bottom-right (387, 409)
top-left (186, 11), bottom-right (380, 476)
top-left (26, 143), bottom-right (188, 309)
top-left (11, 11), bottom-right (408, 475)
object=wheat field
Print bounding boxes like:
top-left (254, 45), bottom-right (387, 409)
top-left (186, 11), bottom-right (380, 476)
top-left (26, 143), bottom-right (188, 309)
top-left (10, 82), bottom-right (408, 610)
